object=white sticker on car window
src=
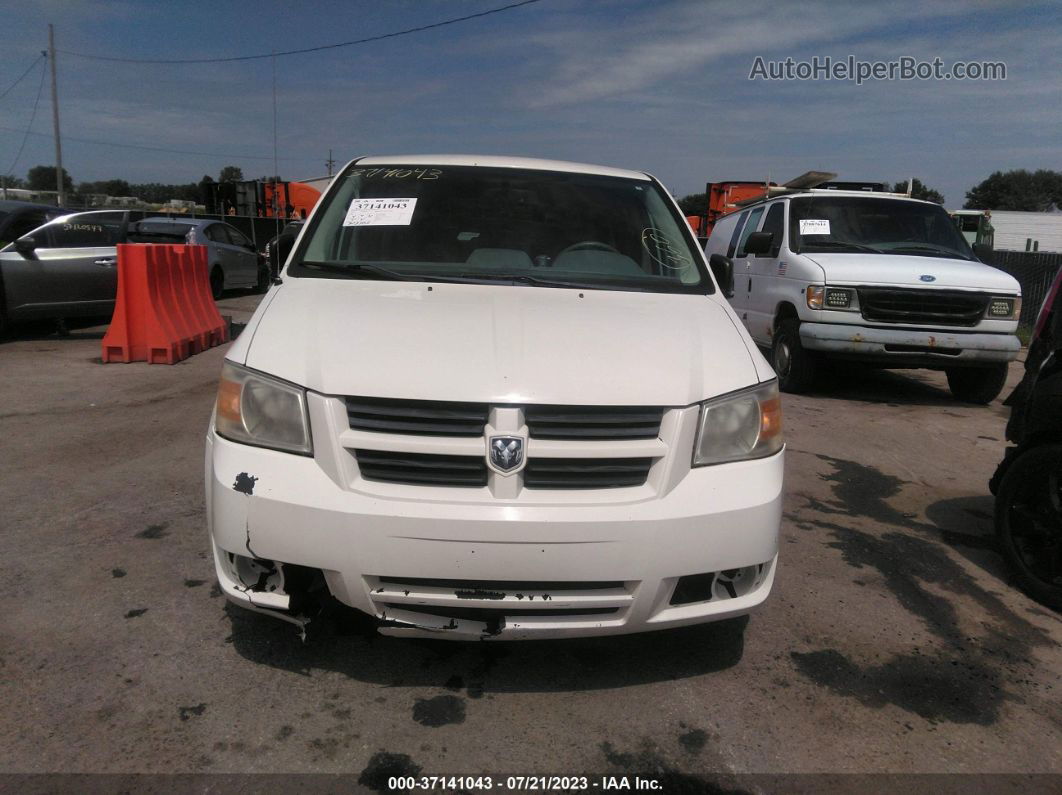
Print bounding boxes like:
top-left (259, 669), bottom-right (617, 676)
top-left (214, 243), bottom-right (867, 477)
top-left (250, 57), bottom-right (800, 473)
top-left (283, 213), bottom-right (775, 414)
top-left (799, 219), bottom-right (830, 235)
top-left (343, 197), bottom-right (417, 226)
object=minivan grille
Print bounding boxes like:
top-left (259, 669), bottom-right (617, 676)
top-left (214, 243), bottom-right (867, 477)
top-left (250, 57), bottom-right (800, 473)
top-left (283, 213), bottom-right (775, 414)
top-left (858, 288), bottom-right (989, 327)
top-left (524, 405), bottom-right (664, 440)
top-left (523, 457), bottom-right (653, 489)
top-left (346, 396), bottom-right (489, 437)
top-left (355, 450), bottom-right (487, 487)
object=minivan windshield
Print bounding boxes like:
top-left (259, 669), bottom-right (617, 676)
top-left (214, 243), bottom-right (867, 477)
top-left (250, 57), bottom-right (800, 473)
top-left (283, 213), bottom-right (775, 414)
top-left (790, 196), bottom-right (976, 261)
top-left (290, 164), bottom-right (710, 293)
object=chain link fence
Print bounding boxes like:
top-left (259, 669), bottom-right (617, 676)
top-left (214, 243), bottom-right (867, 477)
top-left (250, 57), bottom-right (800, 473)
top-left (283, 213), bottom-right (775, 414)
top-left (983, 250), bottom-right (1062, 333)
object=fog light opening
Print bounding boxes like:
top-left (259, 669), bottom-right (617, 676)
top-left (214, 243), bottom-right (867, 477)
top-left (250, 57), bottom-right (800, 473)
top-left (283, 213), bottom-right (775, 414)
top-left (230, 552), bottom-right (285, 594)
top-left (713, 566), bottom-right (758, 600)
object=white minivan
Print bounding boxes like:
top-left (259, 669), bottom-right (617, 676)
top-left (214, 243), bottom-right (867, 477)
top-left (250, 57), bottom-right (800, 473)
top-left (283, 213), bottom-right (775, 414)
top-left (705, 190), bottom-right (1022, 403)
top-left (206, 155), bottom-right (783, 640)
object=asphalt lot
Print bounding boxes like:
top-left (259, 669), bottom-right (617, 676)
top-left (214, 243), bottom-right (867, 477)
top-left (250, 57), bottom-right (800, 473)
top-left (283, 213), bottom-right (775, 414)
top-left (1, 290), bottom-right (1060, 787)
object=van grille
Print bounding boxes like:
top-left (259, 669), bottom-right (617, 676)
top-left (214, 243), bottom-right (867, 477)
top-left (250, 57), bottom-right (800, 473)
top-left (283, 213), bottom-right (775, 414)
top-left (858, 288), bottom-right (989, 327)
top-left (524, 405), bottom-right (664, 440)
top-left (523, 458), bottom-right (653, 489)
top-left (346, 397), bottom-right (488, 437)
top-left (354, 449), bottom-right (488, 487)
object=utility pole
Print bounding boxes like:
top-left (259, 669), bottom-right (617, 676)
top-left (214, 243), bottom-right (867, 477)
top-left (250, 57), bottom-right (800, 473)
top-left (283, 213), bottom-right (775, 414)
top-left (326, 149), bottom-right (335, 177)
top-left (48, 24), bottom-right (65, 206)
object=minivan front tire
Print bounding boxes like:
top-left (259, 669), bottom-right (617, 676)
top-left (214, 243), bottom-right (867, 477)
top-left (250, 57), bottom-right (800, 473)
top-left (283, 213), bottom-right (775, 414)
top-left (772, 319), bottom-right (817, 393)
top-left (946, 362), bottom-right (1009, 404)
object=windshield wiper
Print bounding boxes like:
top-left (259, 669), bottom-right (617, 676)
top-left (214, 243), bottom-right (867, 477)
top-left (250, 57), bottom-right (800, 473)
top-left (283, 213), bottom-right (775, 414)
top-left (299, 260), bottom-right (488, 284)
top-left (804, 240), bottom-right (883, 254)
top-left (456, 273), bottom-right (619, 290)
top-left (889, 245), bottom-right (971, 260)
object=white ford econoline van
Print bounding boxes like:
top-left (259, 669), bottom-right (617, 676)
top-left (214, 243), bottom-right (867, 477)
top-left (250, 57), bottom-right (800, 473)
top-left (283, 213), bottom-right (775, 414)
top-left (206, 156), bottom-right (783, 640)
top-left (704, 190), bottom-right (1022, 403)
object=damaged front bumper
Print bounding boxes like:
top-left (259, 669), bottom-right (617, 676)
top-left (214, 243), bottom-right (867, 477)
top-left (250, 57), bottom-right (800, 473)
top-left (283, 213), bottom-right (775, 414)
top-left (799, 322), bottom-right (1020, 365)
top-left (206, 430), bottom-right (782, 641)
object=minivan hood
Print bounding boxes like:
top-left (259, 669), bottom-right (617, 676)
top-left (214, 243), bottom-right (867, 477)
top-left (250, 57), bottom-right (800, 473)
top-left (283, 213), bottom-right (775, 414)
top-left (240, 279), bottom-right (758, 406)
top-left (804, 252), bottom-right (1020, 293)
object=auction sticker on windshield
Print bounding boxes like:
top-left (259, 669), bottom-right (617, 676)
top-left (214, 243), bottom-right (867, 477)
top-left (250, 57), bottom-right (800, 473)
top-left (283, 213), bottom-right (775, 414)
top-left (799, 219), bottom-right (830, 235)
top-left (343, 197), bottom-right (417, 226)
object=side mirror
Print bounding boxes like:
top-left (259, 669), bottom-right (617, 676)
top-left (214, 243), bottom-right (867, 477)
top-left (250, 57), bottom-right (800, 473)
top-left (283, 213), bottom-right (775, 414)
top-left (744, 231), bottom-right (774, 256)
top-left (14, 236), bottom-right (38, 259)
top-left (709, 253), bottom-right (734, 298)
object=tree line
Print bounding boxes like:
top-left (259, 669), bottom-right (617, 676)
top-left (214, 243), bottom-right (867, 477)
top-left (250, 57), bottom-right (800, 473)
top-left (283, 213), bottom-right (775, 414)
top-left (0, 165), bottom-right (268, 205)
top-left (677, 169), bottom-right (1062, 216)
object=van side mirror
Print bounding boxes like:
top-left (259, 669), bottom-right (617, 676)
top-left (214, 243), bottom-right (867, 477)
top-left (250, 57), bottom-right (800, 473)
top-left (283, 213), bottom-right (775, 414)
top-left (14, 236), bottom-right (38, 259)
top-left (709, 254), bottom-right (734, 298)
top-left (744, 231), bottom-right (774, 256)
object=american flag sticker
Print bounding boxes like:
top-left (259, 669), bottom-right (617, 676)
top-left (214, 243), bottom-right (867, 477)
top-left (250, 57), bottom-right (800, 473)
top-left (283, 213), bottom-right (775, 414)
top-left (777, 261), bottom-right (788, 275)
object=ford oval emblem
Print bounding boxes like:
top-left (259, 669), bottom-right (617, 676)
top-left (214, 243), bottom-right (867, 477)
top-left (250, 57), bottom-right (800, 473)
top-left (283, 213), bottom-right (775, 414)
top-left (920, 274), bottom-right (936, 282)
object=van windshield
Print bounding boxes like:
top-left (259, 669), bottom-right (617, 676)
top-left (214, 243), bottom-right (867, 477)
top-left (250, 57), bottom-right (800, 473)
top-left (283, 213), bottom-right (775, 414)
top-left (790, 196), bottom-right (975, 260)
top-left (290, 164), bottom-right (710, 293)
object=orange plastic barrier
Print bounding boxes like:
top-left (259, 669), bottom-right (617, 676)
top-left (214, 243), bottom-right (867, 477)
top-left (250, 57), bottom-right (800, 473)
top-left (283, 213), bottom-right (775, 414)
top-left (101, 244), bottom-right (229, 364)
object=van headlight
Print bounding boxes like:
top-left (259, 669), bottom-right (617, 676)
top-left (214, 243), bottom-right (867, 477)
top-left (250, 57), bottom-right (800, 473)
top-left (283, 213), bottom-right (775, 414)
top-left (987, 296), bottom-right (1021, 319)
top-left (693, 380), bottom-right (783, 467)
top-left (215, 361), bottom-right (312, 455)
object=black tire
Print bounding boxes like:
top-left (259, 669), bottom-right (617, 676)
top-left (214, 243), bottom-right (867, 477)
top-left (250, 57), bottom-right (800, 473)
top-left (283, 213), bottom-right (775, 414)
top-left (771, 319), bottom-right (817, 393)
top-left (255, 263), bottom-right (271, 294)
top-left (0, 278), bottom-right (9, 338)
top-left (947, 362), bottom-right (1009, 404)
top-left (994, 443), bottom-right (1062, 610)
top-left (210, 266), bottom-right (225, 301)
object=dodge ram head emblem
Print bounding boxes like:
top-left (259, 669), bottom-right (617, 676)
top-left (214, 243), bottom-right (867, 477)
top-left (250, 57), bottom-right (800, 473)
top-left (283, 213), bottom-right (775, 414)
top-left (488, 436), bottom-right (524, 473)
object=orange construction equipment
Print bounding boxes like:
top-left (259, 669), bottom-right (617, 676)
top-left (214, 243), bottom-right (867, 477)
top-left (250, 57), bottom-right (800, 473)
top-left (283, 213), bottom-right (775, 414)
top-left (101, 244), bottom-right (229, 364)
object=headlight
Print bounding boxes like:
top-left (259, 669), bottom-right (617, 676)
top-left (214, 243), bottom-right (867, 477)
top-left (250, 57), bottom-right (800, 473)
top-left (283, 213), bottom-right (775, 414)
top-left (987, 296), bottom-right (1021, 319)
top-left (693, 380), bottom-right (783, 467)
top-left (807, 285), bottom-right (857, 310)
top-left (215, 361), bottom-right (312, 454)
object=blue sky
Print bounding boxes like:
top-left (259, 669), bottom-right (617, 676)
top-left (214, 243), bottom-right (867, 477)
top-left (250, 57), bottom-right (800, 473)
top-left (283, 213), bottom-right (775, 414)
top-left (2, 0), bottom-right (1059, 206)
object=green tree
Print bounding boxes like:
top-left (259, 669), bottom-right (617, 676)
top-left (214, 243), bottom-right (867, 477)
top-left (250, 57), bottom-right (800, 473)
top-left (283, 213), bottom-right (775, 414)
top-left (78, 179), bottom-right (132, 197)
top-left (892, 178), bottom-right (944, 204)
top-left (677, 193), bottom-right (706, 216)
top-left (964, 169), bottom-right (1062, 211)
top-left (218, 165), bottom-right (244, 183)
top-left (27, 164), bottom-right (73, 193)
top-left (0, 174), bottom-right (25, 189)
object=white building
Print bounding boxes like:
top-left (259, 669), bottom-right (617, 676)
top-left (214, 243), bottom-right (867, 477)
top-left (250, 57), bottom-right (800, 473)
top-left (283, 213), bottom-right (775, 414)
top-left (989, 210), bottom-right (1062, 253)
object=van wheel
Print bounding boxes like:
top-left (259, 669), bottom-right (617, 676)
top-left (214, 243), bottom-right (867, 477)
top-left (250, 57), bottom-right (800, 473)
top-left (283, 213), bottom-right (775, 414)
top-left (772, 319), bottom-right (817, 393)
top-left (946, 363), bottom-right (1009, 404)
top-left (994, 443), bottom-right (1062, 610)
top-left (210, 266), bottom-right (225, 301)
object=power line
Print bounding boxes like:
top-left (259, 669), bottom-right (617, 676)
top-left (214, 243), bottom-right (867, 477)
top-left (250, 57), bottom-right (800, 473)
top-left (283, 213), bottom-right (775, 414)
top-left (0, 53), bottom-right (45, 102)
top-left (57, 0), bottom-right (543, 64)
top-left (4, 58), bottom-right (47, 176)
top-left (0, 124), bottom-right (321, 162)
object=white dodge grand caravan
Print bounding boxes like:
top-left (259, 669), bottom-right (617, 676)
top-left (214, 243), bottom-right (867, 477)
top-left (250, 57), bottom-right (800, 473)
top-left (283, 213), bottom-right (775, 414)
top-left (206, 155), bottom-right (783, 640)
top-left (705, 190), bottom-right (1022, 403)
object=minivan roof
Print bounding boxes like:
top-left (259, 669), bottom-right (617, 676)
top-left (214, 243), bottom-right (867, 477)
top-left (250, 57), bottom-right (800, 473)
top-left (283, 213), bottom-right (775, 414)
top-left (351, 154), bottom-right (652, 182)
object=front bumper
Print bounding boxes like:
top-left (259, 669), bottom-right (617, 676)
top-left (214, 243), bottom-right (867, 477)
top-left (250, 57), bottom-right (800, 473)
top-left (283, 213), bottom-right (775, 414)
top-left (800, 322), bottom-right (1020, 365)
top-left (206, 430), bottom-right (783, 640)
